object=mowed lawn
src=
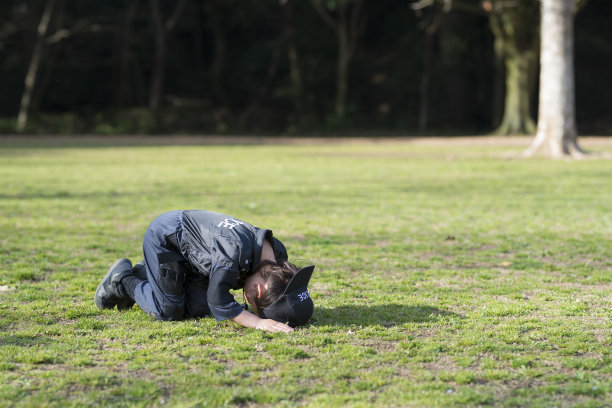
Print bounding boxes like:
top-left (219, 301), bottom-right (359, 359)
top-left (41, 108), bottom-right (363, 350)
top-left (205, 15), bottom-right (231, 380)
top-left (0, 137), bottom-right (610, 407)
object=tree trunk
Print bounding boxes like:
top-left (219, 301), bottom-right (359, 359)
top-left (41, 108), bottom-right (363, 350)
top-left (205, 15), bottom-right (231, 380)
top-left (417, 4), bottom-right (445, 133)
top-left (309, 0), bottom-right (363, 123)
top-left (287, 41), bottom-right (303, 118)
top-left (496, 49), bottom-right (536, 134)
top-left (238, 44), bottom-right (282, 127)
top-left (336, 25), bottom-right (349, 120)
top-left (418, 28), bottom-right (433, 133)
top-left (31, 0), bottom-right (65, 114)
top-left (205, 1), bottom-right (229, 108)
top-left (487, 0), bottom-right (539, 135)
top-left (149, 0), bottom-right (165, 128)
top-left (491, 37), bottom-right (505, 128)
top-left (148, 0), bottom-right (185, 129)
top-left (283, 0), bottom-right (303, 120)
top-left (526, 0), bottom-right (583, 157)
top-left (114, 0), bottom-right (139, 108)
top-left (16, 0), bottom-right (56, 132)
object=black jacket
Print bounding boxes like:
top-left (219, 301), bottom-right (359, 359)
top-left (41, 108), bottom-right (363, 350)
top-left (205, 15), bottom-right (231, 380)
top-left (178, 210), bottom-right (288, 321)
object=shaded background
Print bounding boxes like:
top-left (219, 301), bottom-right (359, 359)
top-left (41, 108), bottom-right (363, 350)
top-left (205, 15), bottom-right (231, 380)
top-left (0, 0), bottom-right (610, 135)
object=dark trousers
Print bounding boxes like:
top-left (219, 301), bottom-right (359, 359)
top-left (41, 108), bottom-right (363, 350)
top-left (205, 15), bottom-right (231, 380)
top-left (132, 211), bottom-right (210, 320)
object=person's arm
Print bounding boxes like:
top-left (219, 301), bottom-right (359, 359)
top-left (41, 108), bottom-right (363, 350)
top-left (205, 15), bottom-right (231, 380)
top-left (206, 260), bottom-right (293, 333)
top-left (231, 309), bottom-right (294, 333)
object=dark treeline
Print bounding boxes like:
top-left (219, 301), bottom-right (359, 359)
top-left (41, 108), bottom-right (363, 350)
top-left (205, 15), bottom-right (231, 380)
top-left (1, 0), bottom-right (610, 135)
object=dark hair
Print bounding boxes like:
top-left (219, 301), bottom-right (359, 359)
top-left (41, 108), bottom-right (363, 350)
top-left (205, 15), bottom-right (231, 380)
top-left (249, 260), bottom-right (297, 315)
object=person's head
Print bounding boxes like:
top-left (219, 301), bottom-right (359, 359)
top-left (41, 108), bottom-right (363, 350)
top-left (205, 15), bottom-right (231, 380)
top-left (244, 260), bottom-right (297, 316)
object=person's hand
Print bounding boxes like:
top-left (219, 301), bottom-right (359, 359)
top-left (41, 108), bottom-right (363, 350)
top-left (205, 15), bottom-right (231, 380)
top-left (256, 319), bottom-right (294, 333)
top-left (231, 310), bottom-right (293, 332)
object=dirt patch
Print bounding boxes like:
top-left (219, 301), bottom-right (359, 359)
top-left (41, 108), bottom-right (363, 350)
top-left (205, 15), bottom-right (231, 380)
top-left (357, 339), bottom-right (399, 353)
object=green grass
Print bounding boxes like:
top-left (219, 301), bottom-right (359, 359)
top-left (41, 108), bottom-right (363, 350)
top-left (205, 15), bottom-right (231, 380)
top-left (0, 137), bottom-right (610, 407)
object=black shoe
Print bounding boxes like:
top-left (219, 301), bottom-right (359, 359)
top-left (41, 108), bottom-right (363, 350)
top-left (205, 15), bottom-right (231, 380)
top-left (94, 258), bottom-right (135, 310)
top-left (133, 259), bottom-right (148, 280)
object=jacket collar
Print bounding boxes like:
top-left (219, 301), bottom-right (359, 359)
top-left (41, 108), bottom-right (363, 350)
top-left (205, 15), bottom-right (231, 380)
top-left (252, 228), bottom-right (274, 272)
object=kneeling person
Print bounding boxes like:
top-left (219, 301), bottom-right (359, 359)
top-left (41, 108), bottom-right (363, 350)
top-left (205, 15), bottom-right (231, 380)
top-left (94, 210), bottom-right (314, 333)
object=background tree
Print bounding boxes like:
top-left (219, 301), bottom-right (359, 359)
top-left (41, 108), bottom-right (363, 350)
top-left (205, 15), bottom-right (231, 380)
top-left (204, 0), bottom-right (229, 111)
top-left (1, 0), bottom-right (610, 136)
top-left (113, 1), bottom-right (140, 109)
top-left (148, 0), bottom-right (187, 130)
top-left (308, 0), bottom-right (366, 122)
top-left (411, 0), bottom-right (451, 132)
top-left (482, 0), bottom-right (540, 135)
top-left (281, 0), bottom-right (304, 124)
top-left (526, 0), bottom-right (584, 157)
top-left (410, 0), bottom-right (538, 134)
top-left (16, 0), bottom-right (56, 132)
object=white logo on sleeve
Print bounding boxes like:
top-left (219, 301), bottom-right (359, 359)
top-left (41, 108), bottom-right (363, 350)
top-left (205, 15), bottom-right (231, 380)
top-left (297, 291), bottom-right (310, 301)
top-left (217, 218), bottom-right (244, 230)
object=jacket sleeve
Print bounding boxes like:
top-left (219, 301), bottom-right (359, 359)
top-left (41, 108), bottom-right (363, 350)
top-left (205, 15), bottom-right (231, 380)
top-left (206, 236), bottom-right (245, 321)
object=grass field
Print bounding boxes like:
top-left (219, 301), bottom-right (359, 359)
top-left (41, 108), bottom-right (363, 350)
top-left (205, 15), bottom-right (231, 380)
top-left (0, 136), bottom-right (610, 407)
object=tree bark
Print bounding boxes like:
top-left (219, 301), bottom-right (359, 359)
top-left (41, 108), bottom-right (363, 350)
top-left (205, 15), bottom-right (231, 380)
top-left (486, 0), bottom-right (539, 135)
top-left (149, 0), bottom-right (186, 129)
top-left (205, 1), bottom-right (229, 108)
top-left (526, 0), bottom-right (583, 158)
top-left (149, 0), bottom-right (166, 128)
top-left (16, 0), bottom-right (56, 132)
top-left (491, 36), bottom-right (505, 128)
top-left (418, 29), bottom-right (433, 133)
top-left (309, 0), bottom-right (364, 122)
top-left (416, 3), bottom-right (445, 133)
top-left (282, 0), bottom-right (304, 120)
top-left (114, 0), bottom-right (139, 108)
top-left (31, 0), bottom-right (65, 114)
top-left (336, 16), bottom-right (350, 120)
top-left (496, 48), bottom-right (536, 134)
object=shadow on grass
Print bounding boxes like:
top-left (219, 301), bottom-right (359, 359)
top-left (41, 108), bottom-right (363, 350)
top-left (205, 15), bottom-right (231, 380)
top-left (313, 304), bottom-right (461, 327)
top-left (0, 334), bottom-right (51, 346)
